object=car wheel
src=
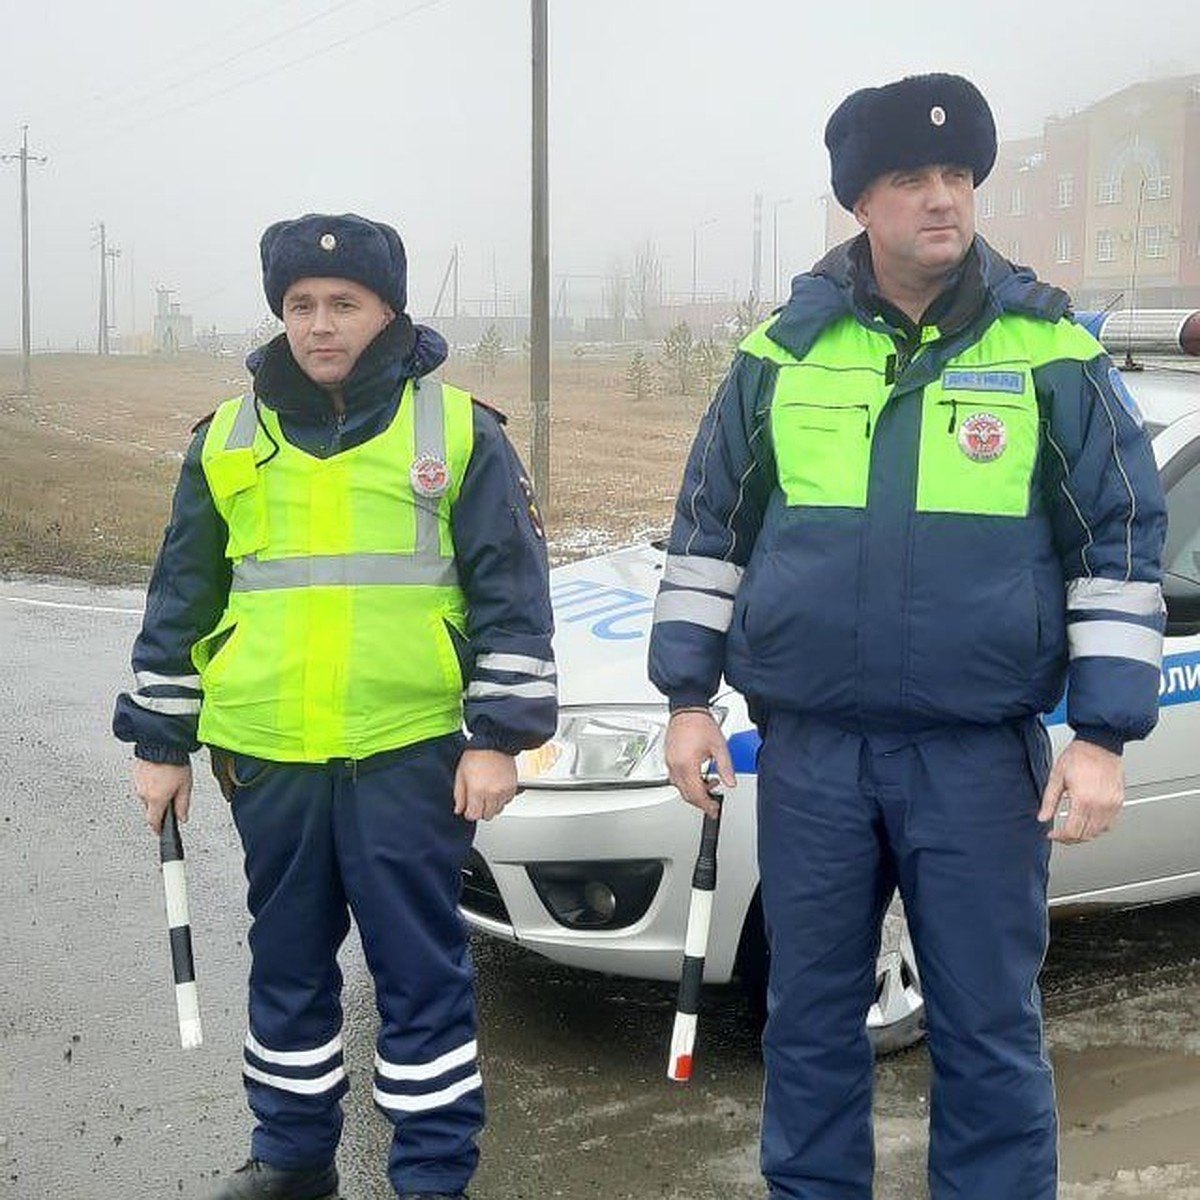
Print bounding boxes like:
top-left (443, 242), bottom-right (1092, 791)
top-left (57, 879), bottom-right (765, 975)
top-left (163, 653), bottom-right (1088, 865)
top-left (735, 891), bottom-right (926, 1055)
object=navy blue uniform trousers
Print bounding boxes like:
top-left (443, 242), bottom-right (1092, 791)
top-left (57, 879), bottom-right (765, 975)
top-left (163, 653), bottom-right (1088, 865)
top-left (225, 732), bottom-right (482, 1196)
top-left (757, 713), bottom-right (1057, 1200)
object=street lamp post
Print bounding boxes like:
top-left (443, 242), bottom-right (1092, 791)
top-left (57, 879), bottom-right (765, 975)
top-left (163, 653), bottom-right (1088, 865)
top-left (530, 0), bottom-right (550, 508)
top-left (691, 218), bottom-right (717, 306)
top-left (772, 197), bottom-right (793, 303)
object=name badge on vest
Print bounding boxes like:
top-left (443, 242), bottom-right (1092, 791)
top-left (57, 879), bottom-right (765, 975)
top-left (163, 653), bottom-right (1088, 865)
top-left (410, 453), bottom-right (451, 498)
top-left (957, 412), bottom-right (1007, 462)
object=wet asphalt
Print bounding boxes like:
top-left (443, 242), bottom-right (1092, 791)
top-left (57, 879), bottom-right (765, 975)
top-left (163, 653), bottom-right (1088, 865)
top-left (2, 577), bottom-right (1199, 1200)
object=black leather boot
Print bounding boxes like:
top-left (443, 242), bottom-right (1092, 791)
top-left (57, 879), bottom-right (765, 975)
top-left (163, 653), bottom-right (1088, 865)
top-left (207, 1158), bottom-right (339, 1199)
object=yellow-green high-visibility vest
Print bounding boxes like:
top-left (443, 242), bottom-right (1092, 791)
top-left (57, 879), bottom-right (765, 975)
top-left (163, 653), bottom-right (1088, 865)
top-left (194, 377), bottom-right (474, 762)
top-left (739, 313), bottom-right (1103, 516)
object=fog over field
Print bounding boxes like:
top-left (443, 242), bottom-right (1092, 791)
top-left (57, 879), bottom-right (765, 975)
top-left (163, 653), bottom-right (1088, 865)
top-left (1, 0), bottom-right (1199, 348)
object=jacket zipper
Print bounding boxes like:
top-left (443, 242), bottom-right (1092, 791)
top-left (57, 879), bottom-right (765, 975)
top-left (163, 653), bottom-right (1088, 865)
top-left (939, 397), bottom-right (1026, 434)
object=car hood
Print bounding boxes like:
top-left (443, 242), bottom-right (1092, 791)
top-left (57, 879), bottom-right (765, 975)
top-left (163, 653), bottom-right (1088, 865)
top-left (549, 543), bottom-right (666, 706)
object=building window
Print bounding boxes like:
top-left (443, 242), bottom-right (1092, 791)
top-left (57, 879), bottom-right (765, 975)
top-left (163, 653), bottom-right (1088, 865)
top-left (1056, 174), bottom-right (1074, 208)
top-left (1145, 175), bottom-right (1172, 200)
top-left (1097, 230), bottom-right (1116, 263)
top-left (1009, 187), bottom-right (1026, 216)
top-left (1097, 176), bottom-right (1122, 205)
top-left (979, 193), bottom-right (995, 219)
top-left (1055, 232), bottom-right (1072, 263)
top-left (1143, 225), bottom-right (1166, 259)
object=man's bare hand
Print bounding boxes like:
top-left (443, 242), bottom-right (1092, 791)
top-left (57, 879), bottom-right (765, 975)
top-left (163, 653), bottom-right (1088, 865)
top-left (664, 710), bottom-right (735, 818)
top-left (1037, 738), bottom-right (1124, 844)
top-left (133, 759), bottom-right (193, 835)
top-left (454, 748), bottom-right (518, 822)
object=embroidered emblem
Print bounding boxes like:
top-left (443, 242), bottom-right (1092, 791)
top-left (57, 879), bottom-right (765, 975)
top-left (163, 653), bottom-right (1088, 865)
top-left (930, 105), bottom-right (946, 127)
top-left (957, 412), bottom-right (1007, 461)
top-left (410, 453), bottom-right (450, 498)
top-left (319, 233), bottom-right (337, 251)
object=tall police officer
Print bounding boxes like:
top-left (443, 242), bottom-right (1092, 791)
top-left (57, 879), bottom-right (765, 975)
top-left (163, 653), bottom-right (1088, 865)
top-left (114, 213), bottom-right (556, 1200)
top-left (649, 75), bottom-right (1166, 1199)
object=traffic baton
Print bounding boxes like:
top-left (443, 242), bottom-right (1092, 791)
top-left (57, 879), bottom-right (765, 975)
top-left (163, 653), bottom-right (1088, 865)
top-left (667, 798), bottom-right (722, 1081)
top-left (159, 805), bottom-right (203, 1049)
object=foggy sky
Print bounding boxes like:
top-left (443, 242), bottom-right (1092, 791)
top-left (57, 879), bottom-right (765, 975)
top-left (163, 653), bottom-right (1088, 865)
top-left (2, 0), bottom-right (1199, 348)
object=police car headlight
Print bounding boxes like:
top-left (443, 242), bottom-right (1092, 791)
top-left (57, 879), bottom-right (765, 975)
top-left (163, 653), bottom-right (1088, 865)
top-left (516, 704), bottom-right (726, 789)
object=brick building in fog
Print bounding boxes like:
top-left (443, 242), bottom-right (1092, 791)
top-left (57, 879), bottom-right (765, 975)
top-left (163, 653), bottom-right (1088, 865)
top-left (825, 73), bottom-right (1200, 310)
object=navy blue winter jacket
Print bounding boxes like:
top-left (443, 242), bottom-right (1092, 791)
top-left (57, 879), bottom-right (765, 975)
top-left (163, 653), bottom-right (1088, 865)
top-left (114, 318), bottom-right (556, 763)
top-left (649, 236), bottom-right (1167, 752)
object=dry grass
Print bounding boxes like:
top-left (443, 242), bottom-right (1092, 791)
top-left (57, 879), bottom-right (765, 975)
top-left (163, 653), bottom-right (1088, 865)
top-left (0, 348), bottom-right (713, 583)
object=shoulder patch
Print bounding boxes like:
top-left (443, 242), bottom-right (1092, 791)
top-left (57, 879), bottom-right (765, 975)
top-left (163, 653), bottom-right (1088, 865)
top-left (1108, 366), bottom-right (1144, 429)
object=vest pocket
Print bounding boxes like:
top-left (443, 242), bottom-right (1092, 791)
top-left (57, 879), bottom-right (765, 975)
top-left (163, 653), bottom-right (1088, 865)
top-left (916, 379), bottom-right (1038, 516)
top-left (773, 398), bottom-right (874, 508)
top-left (221, 486), bottom-right (269, 559)
top-left (192, 611), bottom-right (241, 680)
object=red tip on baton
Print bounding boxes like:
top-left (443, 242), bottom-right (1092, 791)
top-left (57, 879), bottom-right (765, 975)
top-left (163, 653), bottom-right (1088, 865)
top-left (666, 798), bottom-right (722, 1082)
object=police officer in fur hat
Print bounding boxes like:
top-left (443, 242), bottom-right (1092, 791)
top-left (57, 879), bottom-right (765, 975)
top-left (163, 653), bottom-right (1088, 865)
top-left (115, 213), bottom-right (557, 1200)
top-left (650, 74), bottom-right (1166, 1199)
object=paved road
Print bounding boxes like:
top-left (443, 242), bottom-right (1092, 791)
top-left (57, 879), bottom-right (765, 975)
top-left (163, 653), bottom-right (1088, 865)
top-left (3, 577), bottom-right (1200, 1200)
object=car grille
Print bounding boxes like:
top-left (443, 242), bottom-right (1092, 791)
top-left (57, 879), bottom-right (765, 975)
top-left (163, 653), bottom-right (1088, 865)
top-left (461, 849), bottom-right (511, 924)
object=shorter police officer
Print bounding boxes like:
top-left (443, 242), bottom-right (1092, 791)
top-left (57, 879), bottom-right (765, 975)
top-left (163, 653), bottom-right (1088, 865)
top-left (114, 214), bottom-right (556, 1200)
top-left (650, 76), bottom-right (1166, 1199)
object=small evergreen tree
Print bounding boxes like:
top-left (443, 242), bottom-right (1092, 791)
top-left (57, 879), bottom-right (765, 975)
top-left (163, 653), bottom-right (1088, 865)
top-left (660, 320), bottom-right (696, 396)
top-left (626, 347), bottom-right (654, 401)
top-left (474, 324), bottom-right (504, 385)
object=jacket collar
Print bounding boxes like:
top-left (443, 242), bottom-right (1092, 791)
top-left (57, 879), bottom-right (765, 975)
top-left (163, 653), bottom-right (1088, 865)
top-left (248, 317), bottom-right (449, 423)
top-left (765, 233), bottom-right (1071, 360)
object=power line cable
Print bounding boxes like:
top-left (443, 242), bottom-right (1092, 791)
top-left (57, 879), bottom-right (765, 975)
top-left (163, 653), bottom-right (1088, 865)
top-left (81, 0), bottom-right (299, 110)
top-left (53, 0), bottom-right (448, 158)
top-left (52, 0), bottom-right (386, 153)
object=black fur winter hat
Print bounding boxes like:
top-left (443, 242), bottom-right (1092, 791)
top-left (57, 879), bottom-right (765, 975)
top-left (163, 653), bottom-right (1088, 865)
top-left (260, 213), bottom-right (407, 317)
top-left (824, 73), bottom-right (997, 210)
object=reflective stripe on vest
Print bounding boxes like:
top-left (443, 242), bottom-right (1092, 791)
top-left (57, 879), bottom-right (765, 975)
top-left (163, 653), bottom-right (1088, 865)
top-left (739, 313), bottom-right (1102, 516)
top-left (195, 378), bottom-right (474, 762)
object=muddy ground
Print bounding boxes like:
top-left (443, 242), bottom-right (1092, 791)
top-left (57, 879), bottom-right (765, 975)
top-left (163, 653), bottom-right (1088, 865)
top-left (2, 577), bottom-right (1200, 1200)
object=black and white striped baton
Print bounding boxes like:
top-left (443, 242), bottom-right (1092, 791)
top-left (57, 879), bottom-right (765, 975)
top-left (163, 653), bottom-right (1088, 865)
top-left (159, 805), bottom-right (203, 1049)
top-left (667, 799), bottom-right (722, 1082)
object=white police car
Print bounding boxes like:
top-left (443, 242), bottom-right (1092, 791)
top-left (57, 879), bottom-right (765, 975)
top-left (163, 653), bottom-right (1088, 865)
top-left (461, 314), bottom-right (1200, 1053)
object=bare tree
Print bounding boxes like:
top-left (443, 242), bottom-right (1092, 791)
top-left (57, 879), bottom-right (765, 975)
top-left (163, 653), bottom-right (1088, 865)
top-left (695, 337), bottom-right (731, 398)
top-left (731, 292), bottom-right (765, 343)
top-left (602, 257), bottom-right (628, 342)
top-left (629, 239), bottom-right (664, 338)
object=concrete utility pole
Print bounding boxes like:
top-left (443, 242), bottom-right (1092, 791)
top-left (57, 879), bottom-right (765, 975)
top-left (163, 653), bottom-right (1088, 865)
top-left (106, 239), bottom-right (122, 342)
top-left (97, 223), bottom-right (110, 355)
top-left (530, 0), bottom-right (551, 509)
top-left (751, 193), bottom-right (763, 304)
top-left (2, 126), bottom-right (48, 396)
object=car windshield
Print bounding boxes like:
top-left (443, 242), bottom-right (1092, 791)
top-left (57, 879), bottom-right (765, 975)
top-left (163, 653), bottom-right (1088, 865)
top-left (1163, 436), bottom-right (1200, 592)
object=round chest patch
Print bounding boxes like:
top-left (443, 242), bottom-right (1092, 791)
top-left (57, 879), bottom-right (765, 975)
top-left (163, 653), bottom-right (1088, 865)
top-left (410, 453), bottom-right (450, 497)
top-left (957, 412), bottom-right (1007, 461)
top-left (930, 104), bottom-right (946, 127)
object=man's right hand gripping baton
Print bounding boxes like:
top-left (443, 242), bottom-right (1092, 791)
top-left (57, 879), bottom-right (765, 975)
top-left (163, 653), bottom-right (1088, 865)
top-left (667, 796), bottom-right (722, 1081)
top-left (159, 805), bottom-right (203, 1049)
